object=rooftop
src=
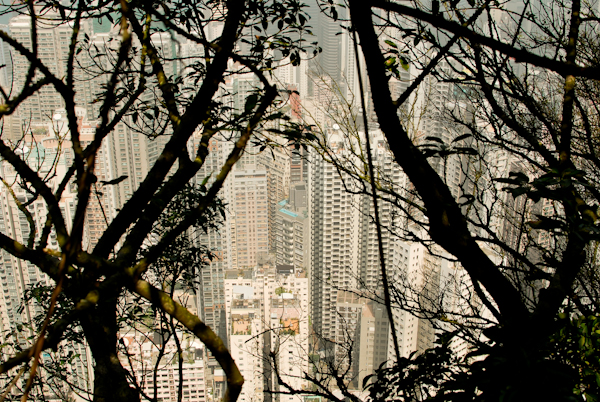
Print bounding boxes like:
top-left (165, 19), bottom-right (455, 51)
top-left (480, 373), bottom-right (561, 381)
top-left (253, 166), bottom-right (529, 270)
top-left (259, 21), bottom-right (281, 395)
top-left (279, 208), bottom-right (298, 218)
top-left (232, 299), bottom-right (260, 309)
top-left (225, 269), bottom-right (252, 280)
top-left (276, 264), bottom-right (294, 275)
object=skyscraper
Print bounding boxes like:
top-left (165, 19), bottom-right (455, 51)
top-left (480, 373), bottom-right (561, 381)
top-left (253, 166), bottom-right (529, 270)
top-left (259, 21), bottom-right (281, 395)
top-left (308, 129), bottom-right (360, 342)
top-left (193, 134), bottom-right (233, 344)
top-left (230, 169), bottom-right (270, 269)
top-left (275, 182), bottom-right (310, 271)
top-left (8, 13), bottom-right (94, 124)
top-left (224, 263), bottom-right (310, 402)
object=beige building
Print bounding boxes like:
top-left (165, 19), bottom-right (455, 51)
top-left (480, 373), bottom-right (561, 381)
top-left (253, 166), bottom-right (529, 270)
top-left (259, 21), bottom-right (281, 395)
top-left (0, 110), bottom-right (98, 400)
top-left (275, 182), bottom-right (310, 271)
top-left (224, 263), bottom-right (310, 402)
top-left (259, 147), bottom-right (291, 253)
top-left (230, 170), bottom-right (269, 269)
top-left (120, 330), bottom-right (207, 402)
top-left (192, 134), bottom-right (233, 349)
top-left (353, 300), bottom-right (389, 389)
top-left (8, 13), bottom-right (95, 124)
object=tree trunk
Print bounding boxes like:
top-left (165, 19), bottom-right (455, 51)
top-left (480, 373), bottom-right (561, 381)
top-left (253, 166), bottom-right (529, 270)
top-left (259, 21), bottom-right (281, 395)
top-left (80, 298), bottom-right (140, 402)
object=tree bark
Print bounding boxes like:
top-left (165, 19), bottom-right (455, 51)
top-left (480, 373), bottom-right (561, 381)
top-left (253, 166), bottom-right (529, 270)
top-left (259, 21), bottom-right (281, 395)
top-left (80, 298), bottom-right (139, 402)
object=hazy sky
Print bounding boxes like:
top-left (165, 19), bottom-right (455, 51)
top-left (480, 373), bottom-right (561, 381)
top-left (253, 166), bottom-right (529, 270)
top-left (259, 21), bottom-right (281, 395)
top-left (0, 9), bottom-right (14, 25)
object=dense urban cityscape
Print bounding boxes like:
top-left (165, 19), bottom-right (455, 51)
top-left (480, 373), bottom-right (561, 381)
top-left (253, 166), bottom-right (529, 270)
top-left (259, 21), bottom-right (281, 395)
top-left (0, 0), bottom-right (598, 401)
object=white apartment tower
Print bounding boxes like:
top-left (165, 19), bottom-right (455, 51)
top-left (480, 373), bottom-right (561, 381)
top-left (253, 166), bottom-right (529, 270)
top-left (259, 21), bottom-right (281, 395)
top-left (224, 264), bottom-right (310, 402)
top-left (192, 133), bottom-right (234, 346)
top-left (224, 270), bottom-right (264, 402)
top-left (388, 226), bottom-right (453, 360)
top-left (357, 131), bottom-right (407, 293)
top-left (8, 14), bottom-right (95, 124)
top-left (0, 123), bottom-right (97, 399)
top-left (0, 153), bottom-right (67, 329)
top-left (0, 24), bottom-right (12, 94)
top-left (0, 107), bottom-right (117, 331)
top-left (354, 300), bottom-right (389, 389)
top-left (120, 330), bottom-right (207, 402)
top-left (308, 129), bottom-right (360, 342)
top-left (258, 148), bottom-right (291, 253)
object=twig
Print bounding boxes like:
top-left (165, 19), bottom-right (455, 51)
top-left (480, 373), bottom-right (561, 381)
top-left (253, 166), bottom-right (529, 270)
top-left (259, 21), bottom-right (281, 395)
top-left (0, 365), bottom-right (26, 402)
top-left (350, 23), bottom-right (401, 358)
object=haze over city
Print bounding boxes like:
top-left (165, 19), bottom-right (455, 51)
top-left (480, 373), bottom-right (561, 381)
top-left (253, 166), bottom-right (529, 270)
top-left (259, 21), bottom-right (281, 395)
top-left (0, 1), bottom-right (597, 401)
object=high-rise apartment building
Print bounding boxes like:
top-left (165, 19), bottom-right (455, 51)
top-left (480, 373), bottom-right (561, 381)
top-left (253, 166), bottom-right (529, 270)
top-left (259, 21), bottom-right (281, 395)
top-left (0, 149), bottom-right (67, 328)
top-left (227, 294), bottom-right (264, 402)
top-left (353, 299), bottom-right (389, 389)
top-left (0, 24), bottom-right (13, 94)
top-left (308, 129), bottom-right (361, 342)
top-left (8, 13), bottom-right (95, 124)
top-left (305, 2), bottom-right (345, 84)
top-left (258, 147), bottom-right (291, 253)
top-left (120, 330), bottom-right (207, 402)
top-left (356, 131), bottom-right (407, 293)
top-left (224, 263), bottom-right (310, 402)
top-left (0, 13), bottom-right (220, 401)
top-left (0, 112), bottom-right (100, 399)
top-left (273, 54), bottom-right (311, 99)
top-left (0, 107), bottom-right (116, 331)
top-left (230, 169), bottom-right (269, 269)
top-left (389, 236), bottom-right (438, 359)
top-left (289, 147), bottom-right (309, 184)
top-left (50, 109), bottom-right (114, 249)
top-left (388, 224), bottom-right (469, 361)
top-left (275, 182), bottom-right (310, 272)
top-left (192, 133), bottom-right (233, 345)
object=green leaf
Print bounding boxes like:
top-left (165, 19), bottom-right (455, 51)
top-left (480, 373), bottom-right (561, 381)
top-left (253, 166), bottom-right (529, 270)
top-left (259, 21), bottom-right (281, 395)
top-left (245, 94), bottom-right (259, 113)
top-left (385, 40), bottom-right (398, 48)
top-left (527, 216), bottom-right (563, 230)
top-left (100, 175), bottom-right (128, 186)
top-left (330, 6), bottom-right (338, 21)
top-left (453, 147), bottom-right (477, 155)
top-left (425, 136), bottom-right (444, 144)
top-left (201, 174), bottom-right (212, 186)
top-left (399, 56), bottom-right (410, 71)
top-left (452, 133), bottom-right (472, 143)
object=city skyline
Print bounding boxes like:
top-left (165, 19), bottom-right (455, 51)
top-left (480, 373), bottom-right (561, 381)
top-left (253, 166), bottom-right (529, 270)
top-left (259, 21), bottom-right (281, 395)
top-left (0, 9), bottom-right (469, 399)
top-left (0, 1), bottom-right (595, 401)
